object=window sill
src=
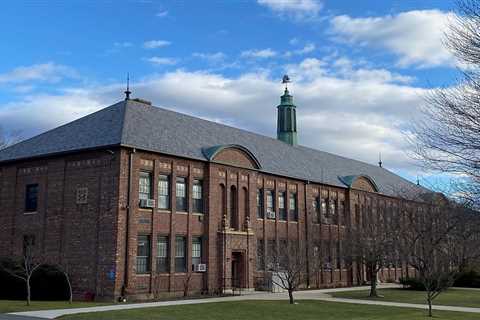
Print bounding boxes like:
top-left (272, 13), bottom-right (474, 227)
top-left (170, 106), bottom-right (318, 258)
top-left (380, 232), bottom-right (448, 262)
top-left (278, 220), bottom-right (287, 223)
top-left (192, 212), bottom-right (205, 216)
top-left (23, 211), bottom-right (37, 215)
top-left (136, 273), bottom-right (151, 276)
top-left (175, 211), bottom-right (188, 215)
top-left (157, 209), bottom-right (171, 213)
top-left (290, 221), bottom-right (299, 224)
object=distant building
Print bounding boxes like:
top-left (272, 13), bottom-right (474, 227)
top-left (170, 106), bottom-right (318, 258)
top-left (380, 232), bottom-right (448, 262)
top-left (0, 87), bottom-right (424, 300)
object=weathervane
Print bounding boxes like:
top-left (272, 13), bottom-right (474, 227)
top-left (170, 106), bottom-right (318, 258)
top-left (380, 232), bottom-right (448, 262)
top-left (282, 74), bottom-right (291, 90)
top-left (124, 73), bottom-right (132, 100)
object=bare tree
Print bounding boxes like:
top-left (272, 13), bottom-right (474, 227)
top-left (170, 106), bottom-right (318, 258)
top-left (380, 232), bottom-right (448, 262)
top-left (56, 262), bottom-right (73, 304)
top-left (411, 0), bottom-right (480, 207)
top-left (266, 241), bottom-right (306, 304)
top-left (0, 126), bottom-right (21, 150)
top-left (0, 237), bottom-right (43, 306)
top-left (399, 194), bottom-right (472, 317)
top-left (183, 271), bottom-right (193, 297)
top-left (346, 198), bottom-right (399, 297)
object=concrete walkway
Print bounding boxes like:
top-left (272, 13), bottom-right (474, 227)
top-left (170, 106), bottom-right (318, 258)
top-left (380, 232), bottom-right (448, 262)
top-left (8, 284), bottom-right (480, 319)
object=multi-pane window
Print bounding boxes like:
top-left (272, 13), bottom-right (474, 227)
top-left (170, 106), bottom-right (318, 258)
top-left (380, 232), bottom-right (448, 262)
top-left (339, 201), bottom-right (346, 225)
top-left (256, 239), bottom-right (265, 270)
top-left (192, 180), bottom-right (203, 213)
top-left (321, 198), bottom-right (328, 222)
top-left (176, 177), bottom-right (187, 212)
top-left (156, 236), bottom-right (169, 273)
top-left (330, 200), bottom-right (337, 224)
top-left (136, 235), bottom-right (151, 274)
top-left (256, 189), bottom-right (264, 219)
top-left (158, 175), bottom-right (170, 210)
top-left (278, 192), bottom-right (287, 221)
top-left (267, 239), bottom-right (276, 268)
top-left (25, 184), bottom-right (38, 212)
top-left (313, 197), bottom-right (321, 223)
top-left (192, 237), bottom-right (202, 268)
top-left (289, 193), bottom-right (298, 221)
top-left (266, 190), bottom-right (275, 219)
top-left (139, 172), bottom-right (152, 201)
top-left (175, 236), bottom-right (187, 272)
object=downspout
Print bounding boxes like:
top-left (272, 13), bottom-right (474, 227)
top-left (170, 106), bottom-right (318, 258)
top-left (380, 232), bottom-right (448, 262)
top-left (305, 180), bottom-right (310, 288)
top-left (122, 148), bottom-right (136, 301)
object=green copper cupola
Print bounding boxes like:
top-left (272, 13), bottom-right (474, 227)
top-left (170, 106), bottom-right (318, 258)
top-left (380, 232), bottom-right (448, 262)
top-left (277, 75), bottom-right (298, 145)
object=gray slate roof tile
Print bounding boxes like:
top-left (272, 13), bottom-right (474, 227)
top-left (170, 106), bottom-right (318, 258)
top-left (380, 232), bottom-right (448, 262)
top-left (0, 99), bottom-right (425, 197)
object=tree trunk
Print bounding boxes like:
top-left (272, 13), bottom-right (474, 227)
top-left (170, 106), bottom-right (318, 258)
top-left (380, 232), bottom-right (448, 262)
top-left (369, 269), bottom-right (378, 297)
top-left (288, 289), bottom-right (294, 304)
top-left (26, 278), bottom-right (31, 306)
top-left (65, 273), bottom-right (73, 304)
top-left (426, 291), bottom-right (433, 317)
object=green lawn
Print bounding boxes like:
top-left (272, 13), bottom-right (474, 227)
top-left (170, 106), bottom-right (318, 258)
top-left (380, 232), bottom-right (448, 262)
top-left (59, 300), bottom-right (480, 320)
top-left (332, 288), bottom-right (480, 308)
top-left (0, 300), bottom-right (111, 313)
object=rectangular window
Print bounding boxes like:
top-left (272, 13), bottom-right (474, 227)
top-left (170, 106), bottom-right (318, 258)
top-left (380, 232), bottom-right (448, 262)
top-left (158, 175), bottom-right (170, 210)
top-left (330, 200), bottom-right (337, 224)
top-left (313, 197), bottom-right (321, 223)
top-left (267, 239), bottom-right (276, 267)
top-left (139, 172), bottom-right (152, 201)
top-left (192, 180), bottom-right (203, 213)
top-left (176, 177), bottom-right (187, 212)
top-left (136, 235), bottom-right (151, 274)
top-left (256, 239), bottom-right (265, 270)
top-left (256, 189), bottom-right (264, 218)
top-left (156, 236), bottom-right (169, 273)
top-left (175, 236), bottom-right (187, 272)
top-left (321, 198), bottom-right (328, 223)
top-left (278, 192), bottom-right (287, 221)
top-left (266, 190), bottom-right (275, 219)
top-left (289, 193), bottom-right (298, 221)
top-left (192, 237), bottom-right (202, 268)
top-left (25, 184), bottom-right (38, 212)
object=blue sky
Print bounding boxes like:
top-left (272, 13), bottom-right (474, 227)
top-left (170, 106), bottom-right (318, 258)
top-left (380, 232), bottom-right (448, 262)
top-left (0, 0), bottom-right (463, 188)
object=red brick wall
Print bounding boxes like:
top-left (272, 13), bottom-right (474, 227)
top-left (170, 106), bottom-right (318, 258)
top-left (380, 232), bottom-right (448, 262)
top-left (0, 149), bottom-right (121, 300)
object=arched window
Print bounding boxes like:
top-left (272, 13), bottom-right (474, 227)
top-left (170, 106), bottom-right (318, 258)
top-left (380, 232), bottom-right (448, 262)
top-left (219, 184), bottom-right (226, 221)
top-left (243, 187), bottom-right (249, 223)
top-left (230, 186), bottom-right (238, 230)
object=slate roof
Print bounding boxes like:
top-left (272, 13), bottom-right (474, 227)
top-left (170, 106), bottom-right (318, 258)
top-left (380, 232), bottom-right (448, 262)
top-left (0, 99), bottom-right (426, 197)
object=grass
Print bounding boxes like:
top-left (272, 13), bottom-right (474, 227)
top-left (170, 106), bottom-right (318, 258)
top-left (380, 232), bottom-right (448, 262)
top-left (0, 300), bottom-right (111, 313)
top-left (59, 300), bottom-right (480, 320)
top-left (332, 288), bottom-right (480, 308)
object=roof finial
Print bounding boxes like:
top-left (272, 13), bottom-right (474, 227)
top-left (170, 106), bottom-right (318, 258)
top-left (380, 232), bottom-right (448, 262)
top-left (378, 152), bottom-right (383, 168)
top-left (282, 74), bottom-right (291, 93)
top-left (416, 175), bottom-right (420, 186)
top-left (124, 73), bottom-right (132, 100)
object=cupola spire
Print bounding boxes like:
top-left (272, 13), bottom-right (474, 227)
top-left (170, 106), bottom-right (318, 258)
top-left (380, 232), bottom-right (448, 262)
top-left (124, 73), bottom-right (132, 100)
top-left (277, 75), bottom-right (298, 145)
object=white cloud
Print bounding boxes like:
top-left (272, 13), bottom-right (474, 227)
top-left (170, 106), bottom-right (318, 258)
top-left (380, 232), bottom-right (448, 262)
top-left (143, 40), bottom-right (171, 49)
top-left (192, 52), bottom-right (227, 63)
top-left (285, 42), bottom-right (316, 57)
top-left (156, 10), bottom-right (168, 17)
top-left (0, 58), bottom-right (429, 176)
top-left (330, 10), bottom-right (456, 68)
top-left (146, 57), bottom-right (178, 65)
top-left (241, 48), bottom-right (277, 59)
top-left (258, 0), bottom-right (322, 19)
top-left (0, 62), bottom-right (78, 84)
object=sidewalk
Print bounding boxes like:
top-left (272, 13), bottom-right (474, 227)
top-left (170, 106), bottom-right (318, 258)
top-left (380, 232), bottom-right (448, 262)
top-left (8, 284), bottom-right (480, 319)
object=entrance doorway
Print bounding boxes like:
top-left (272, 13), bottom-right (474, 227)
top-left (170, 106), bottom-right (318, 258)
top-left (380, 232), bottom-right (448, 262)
top-left (231, 252), bottom-right (245, 288)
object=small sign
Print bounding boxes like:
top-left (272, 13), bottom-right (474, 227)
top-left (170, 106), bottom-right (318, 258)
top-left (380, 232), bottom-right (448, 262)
top-left (108, 270), bottom-right (115, 280)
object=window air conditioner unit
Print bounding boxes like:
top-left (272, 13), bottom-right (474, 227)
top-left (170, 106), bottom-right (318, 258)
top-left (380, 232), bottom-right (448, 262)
top-left (139, 199), bottom-right (155, 208)
top-left (194, 263), bottom-right (207, 272)
top-left (266, 211), bottom-right (276, 219)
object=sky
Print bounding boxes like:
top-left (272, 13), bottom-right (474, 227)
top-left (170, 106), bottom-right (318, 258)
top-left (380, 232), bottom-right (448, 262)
top-left (0, 0), bottom-right (463, 187)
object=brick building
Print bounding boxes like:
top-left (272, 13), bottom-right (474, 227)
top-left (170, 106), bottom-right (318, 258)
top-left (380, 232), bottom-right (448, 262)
top-left (0, 87), bottom-right (425, 300)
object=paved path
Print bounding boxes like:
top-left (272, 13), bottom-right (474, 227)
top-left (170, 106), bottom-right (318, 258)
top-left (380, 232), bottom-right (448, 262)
top-left (8, 284), bottom-right (480, 319)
